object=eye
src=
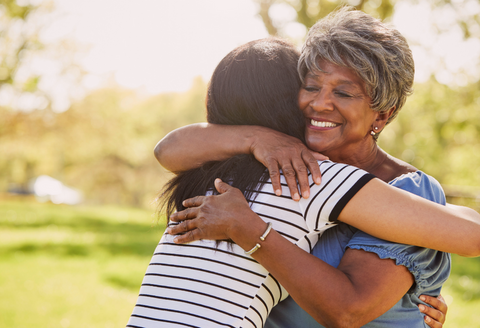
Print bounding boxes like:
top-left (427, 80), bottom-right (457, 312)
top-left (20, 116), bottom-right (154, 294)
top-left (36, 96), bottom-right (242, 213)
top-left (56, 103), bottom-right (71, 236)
top-left (335, 91), bottom-right (353, 98)
top-left (302, 85), bottom-right (319, 92)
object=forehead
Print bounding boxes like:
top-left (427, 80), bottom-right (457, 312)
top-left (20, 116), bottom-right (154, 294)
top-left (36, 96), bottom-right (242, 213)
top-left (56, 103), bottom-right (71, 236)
top-left (306, 60), bottom-right (365, 89)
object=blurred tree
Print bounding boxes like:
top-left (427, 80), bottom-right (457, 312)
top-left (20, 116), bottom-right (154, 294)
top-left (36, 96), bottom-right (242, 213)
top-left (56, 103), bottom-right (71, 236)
top-left (0, 79), bottom-right (207, 207)
top-left (380, 78), bottom-right (480, 188)
top-left (0, 0), bottom-right (38, 86)
top-left (255, 0), bottom-right (480, 197)
top-left (254, 0), bottom-right (480, 41)
top-left (254, 0), bottom-right (395, 38)
top-left (0, 0), bottom-right (83, 112)
top-left (0, 0), bottom-right (48, 110)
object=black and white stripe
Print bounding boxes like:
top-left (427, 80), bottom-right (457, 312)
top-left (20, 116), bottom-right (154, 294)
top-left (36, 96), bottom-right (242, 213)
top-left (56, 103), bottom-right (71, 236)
top-left (127, 161), bottom-right (374, 328)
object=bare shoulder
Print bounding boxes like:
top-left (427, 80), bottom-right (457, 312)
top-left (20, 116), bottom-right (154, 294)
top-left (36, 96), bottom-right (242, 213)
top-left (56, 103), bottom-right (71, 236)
top-left (387, 153), bottom-right (417, 174)
top-left (377, 150), bottom-right (417, 182)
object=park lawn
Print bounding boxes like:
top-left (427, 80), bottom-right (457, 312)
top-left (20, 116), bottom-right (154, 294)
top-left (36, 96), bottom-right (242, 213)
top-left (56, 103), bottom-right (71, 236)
top-left (1, 198), bottom-right (480, 327)
top-left (0, 199), bottom-right (164, 328)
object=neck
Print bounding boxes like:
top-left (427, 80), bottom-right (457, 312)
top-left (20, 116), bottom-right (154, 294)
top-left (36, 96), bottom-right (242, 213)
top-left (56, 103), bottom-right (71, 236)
top-left (325, 142), bottom-right (387, 176)
top-left (326, 142), bottom-right (417, 182)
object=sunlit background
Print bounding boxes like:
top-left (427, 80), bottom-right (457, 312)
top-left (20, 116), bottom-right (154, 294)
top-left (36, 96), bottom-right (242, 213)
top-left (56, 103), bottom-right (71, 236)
top-left (2, 0), bottom-right (480, 327)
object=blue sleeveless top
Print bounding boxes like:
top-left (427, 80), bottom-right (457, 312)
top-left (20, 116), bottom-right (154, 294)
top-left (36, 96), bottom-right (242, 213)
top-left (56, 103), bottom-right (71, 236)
top-left (265, 171), bottom-right (451, 328)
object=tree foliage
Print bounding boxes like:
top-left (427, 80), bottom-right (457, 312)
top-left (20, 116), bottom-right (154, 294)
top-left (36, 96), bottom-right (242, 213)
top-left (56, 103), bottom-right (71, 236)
top-left (2, 0), bottom-right (480, 207)
top-left (254, 0), bottom-right (396, 38)
top-left (0, 0), bottom-right (82, 112)
top-left (380, 78), bottom-right (480, 189)
top-left (255, 0), bottom-right (480, 197)
top-left (0, 0), bottom-right (47, 99)
top-left (0, 79), bottom-right (207, 207)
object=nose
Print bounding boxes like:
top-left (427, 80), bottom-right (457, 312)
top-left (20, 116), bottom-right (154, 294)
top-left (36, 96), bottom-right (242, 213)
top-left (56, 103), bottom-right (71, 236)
top-left (310, 89), bottom-right (334, 113)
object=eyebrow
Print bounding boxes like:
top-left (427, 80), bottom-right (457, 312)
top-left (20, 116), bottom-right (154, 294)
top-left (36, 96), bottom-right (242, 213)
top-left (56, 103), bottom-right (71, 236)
top-left (335, 79), bottom-right (357, 86)
top-left (305, 73), bottom-right (359, 87)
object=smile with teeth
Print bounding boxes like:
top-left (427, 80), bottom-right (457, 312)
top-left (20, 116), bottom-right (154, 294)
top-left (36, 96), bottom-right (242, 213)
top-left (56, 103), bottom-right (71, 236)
top-left (310, 119), bottom-right (338, 128)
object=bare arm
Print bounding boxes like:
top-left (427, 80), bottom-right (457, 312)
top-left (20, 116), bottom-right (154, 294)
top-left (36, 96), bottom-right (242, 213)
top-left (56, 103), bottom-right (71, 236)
top-left (167, 180), bottom-right (458, 326)
top-left (155, 123), bottom-right (326, 199)
top-left (170, 178), bottom-right (480, 257)
top-left (155, 123), bottom-right (255, 173)
top-left (339, 179), bottom-right (480, 257)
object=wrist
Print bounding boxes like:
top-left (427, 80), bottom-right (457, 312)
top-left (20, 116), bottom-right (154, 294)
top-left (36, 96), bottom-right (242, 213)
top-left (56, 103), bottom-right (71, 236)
top-left (228, 211), bottom-right (269, 251)
top-left (245, 125), bottom-right (269, 155)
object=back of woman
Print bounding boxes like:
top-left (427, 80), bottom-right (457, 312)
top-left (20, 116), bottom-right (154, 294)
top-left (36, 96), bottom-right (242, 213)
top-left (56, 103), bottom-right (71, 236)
top-left (126, 38), bottom-right (376, 328)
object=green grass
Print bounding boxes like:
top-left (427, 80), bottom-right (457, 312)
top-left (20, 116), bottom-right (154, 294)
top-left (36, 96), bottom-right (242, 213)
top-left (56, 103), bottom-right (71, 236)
top-left (1, 199), bottom-right (480, 327)
top-left (0, 198), bottom-right (164, 328)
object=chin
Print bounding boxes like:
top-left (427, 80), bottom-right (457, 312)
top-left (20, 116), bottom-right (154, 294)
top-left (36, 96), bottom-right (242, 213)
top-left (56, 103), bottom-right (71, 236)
top-left (306, 137), bottom-right (329, 154)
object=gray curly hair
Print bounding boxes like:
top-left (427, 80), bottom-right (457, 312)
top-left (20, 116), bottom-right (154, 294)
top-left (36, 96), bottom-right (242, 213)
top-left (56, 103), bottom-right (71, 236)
top-left (298, 6), bottom-right (414, 130)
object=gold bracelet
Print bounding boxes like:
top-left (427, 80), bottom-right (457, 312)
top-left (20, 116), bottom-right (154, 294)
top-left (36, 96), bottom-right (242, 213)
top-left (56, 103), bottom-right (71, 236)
top-left (245, 243), bottom-right (261, 255)
top-left (245, 222), bottom-right (273, 255)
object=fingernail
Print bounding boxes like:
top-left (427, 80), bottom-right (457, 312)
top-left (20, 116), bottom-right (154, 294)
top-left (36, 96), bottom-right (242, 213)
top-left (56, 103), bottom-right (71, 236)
top-left (166, 228), bottom-right (171, 234)
top-left (315, 177), bottom-right (321, 184)
top-left (420, 295), bottom-right (426, 301)
top-left (293, 193), bottom-right (300, 201)
top-left (425, 316), bottom-right (431, 323)
top-left (303, 191), bottom-right (310, 198)
top-left (275, 189), bottom-right (282, 196)
top-left (418, 304), bottom-right (425, 312)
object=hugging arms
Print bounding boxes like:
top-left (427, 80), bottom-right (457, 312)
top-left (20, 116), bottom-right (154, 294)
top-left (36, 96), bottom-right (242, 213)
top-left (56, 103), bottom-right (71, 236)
top-left (129, 8), bottom-right (480, 328)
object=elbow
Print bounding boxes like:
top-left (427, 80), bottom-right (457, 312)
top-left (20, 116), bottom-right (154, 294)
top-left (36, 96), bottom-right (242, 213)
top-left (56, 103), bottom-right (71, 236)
top-left (458, 242), bottom-right (480, 258)
top-left (469, 223), bottom-right (480, 257)
top-left (323, 315), bottom-right (360, 328)
top-left (311, 308), bottom-right (362, 328)
top-left (153, 140), bottom-right (164, 164)
top-left (153, 132), bottom-right (177, 171)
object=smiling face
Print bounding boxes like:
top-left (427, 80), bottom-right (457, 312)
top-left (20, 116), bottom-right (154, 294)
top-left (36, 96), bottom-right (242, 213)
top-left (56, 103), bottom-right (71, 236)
top-left (298, 60), bottom-right (381, 161)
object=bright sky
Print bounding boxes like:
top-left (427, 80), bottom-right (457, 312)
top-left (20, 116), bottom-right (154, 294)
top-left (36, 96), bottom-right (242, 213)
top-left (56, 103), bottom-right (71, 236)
top-left (35, 0), bottom-right (480, 110)
top-left (50, 0), bottom-right (269, 94)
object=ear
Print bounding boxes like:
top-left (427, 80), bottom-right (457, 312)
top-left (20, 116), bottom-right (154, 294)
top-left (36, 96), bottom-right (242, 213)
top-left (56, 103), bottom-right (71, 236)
top-left (373, 106), bottom-right (396, 132)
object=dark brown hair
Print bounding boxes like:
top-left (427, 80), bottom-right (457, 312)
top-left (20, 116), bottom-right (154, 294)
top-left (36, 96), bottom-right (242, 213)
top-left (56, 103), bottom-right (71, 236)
top-left (160, 38), bottom-right (305, 217)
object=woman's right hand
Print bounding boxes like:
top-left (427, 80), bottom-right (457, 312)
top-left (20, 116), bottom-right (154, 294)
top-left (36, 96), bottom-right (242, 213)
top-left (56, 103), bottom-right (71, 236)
top-left (155, 123), bottom-right (327, 201)
top-left (249, 128), bottom-right (327, 200)
top-left (167, 178), bottom-right (266, 245)
top-left (419, 294), bottom-right (448, 328)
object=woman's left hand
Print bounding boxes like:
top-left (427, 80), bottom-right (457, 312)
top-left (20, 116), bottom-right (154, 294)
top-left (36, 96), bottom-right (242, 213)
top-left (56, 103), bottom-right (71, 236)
top-left (419, 294), bottom-right (448, 327)
top-left (168, 179), bottom-right (264, 245)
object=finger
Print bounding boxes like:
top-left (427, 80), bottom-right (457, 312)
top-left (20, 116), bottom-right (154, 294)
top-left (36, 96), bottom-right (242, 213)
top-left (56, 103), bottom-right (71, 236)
top-left (421, 294), bottom-right (448, 317)
top-left (173, 228), bottom-right (202, 244)
top-left (423, 313), bottom-right (441, 328)
top-left (169, 210), bottom-right (186, 222)
top-left (291, 158), bottom-right (310, 199)
top-left (182, 195), bottom-right (207, 208)
top-left (418, 304), bottom-right (444, 327)
top-left (303, 150), bottom-right (322, 185)
top-left (437, 295), bottom-right (446, 304)
top-left (170, 207), bottom-right (197, 222)
top-left (281, 162), bottom-right (300, 201)
top-left (265, 157), bottom-right (282, 196)
top-left (214, 178), bottom-right (230, 194)
top-left (167, 218), bottom-right (197, 235)
top-left (311, 151), bottom-right (329, 161)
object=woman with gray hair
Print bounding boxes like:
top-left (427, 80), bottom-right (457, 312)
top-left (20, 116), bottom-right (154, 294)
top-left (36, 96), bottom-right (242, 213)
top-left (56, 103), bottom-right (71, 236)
top-left (158, 7), bottom-right (462, 327)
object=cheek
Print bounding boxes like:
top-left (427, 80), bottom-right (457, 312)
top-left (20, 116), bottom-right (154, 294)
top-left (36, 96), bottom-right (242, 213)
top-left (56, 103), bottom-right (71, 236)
top-left (297, 91), bottom-right (308, 112)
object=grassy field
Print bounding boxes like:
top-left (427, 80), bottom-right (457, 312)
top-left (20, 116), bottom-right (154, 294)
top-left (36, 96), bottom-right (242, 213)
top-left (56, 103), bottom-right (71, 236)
top-left (1, 198), bottom-right (479, 327)
top-left (0, 198), bottom-right (164, 328)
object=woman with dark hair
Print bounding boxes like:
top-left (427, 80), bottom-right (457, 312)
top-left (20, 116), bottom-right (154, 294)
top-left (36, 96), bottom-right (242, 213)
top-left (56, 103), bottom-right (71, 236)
top-left (154, 7), bottom-right (480, 328)
top-left (128, 38), bottom-right (368, 328)
top-left (127, 36), bottom-right (478, 328)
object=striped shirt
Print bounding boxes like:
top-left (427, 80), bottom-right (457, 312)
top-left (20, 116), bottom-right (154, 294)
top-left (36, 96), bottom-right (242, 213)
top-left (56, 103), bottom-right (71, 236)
top-left (127, 161), bottom-right (374, 328)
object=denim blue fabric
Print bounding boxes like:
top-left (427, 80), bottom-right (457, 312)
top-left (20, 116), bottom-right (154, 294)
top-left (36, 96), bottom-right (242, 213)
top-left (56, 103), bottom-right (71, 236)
top-left (265, 171), bottom-right (451, 328)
